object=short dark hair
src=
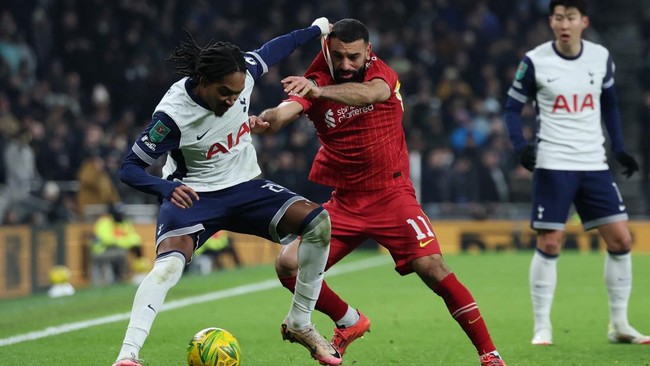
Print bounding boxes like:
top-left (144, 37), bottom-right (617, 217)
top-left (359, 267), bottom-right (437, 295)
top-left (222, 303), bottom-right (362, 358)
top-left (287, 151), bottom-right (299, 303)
top-left (549, 0), bottom-right (588, 16)
top-left (167, 29), bottom-right (246, 83)
top-left (330, 19), bottom-right (369, 44)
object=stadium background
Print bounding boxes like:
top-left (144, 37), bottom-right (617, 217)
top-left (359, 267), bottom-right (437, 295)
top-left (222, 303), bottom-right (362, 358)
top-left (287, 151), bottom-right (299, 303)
top-left (1, 0), bottom-right (650, 298)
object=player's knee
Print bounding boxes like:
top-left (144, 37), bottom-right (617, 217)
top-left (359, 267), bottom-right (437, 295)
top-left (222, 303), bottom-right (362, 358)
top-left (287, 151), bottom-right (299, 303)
top-left (536, 232), bottom-right (562, 254)
top-left (537, 240), bottom-right (561, 254)
top-left (151, 252), bottom-right (186, 285)
top-left (300, 209), bottom-right (331, 248)
top-left (607, 231), bottom-right (632, 252)
top-left (412, 254), bottom-right (450, 284)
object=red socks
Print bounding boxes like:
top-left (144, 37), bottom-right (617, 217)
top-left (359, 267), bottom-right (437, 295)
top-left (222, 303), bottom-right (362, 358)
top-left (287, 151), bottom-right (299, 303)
top-left (278, 276), bottom-right (348, 322)
top-left (434, 273), bottom-right (496, 355)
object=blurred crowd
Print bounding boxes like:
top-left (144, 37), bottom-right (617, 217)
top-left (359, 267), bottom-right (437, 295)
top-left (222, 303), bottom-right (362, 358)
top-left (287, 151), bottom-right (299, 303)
top-left (0, 0), bottom-right (648, 226)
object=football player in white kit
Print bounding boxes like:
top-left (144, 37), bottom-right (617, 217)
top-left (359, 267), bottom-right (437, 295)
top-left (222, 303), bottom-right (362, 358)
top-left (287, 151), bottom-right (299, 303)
top-left (504, 0), bottom-right (649, 346)
top-left (112, 18), bottom-right (343, 366)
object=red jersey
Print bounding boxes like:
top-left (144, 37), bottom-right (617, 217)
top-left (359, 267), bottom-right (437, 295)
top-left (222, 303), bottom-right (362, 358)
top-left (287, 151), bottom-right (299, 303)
top-left (288, 52), bottom-right (410, 191)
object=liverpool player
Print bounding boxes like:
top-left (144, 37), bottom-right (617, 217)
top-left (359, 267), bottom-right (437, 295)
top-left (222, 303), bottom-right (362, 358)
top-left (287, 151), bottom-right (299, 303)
top-left (252, 18), bottom-right (506, 366)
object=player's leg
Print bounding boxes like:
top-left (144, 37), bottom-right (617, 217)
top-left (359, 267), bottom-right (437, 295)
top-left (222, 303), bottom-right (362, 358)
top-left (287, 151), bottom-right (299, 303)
top-left (275, 189), bottom-right (365, 325)
top-left (275, 189), bottom-right (368, 357)
top-left (227, 179), bottom-right (340, 365)
top-left (114, 197), bottom-right (211, 365)
top-left (372, 185), bottom-right (504, 365)
top-left (411, 255), bottom-right (504, 365)
top-left (577, 172), bottom-right (650, 344)
top-left (277, 201), bottom-right (331, 329)
top-left (276, 235), bottom-right (369, 357)
top-left (114, 236), bottom-right (194, 365)
top-left (529, 169), bottom-right (577, 345)
top-left (276, 189), bottom-right (365, 325)
top-left (276, 200), bottom-right (343, 365)
top-left (529, 229), bottom-right (562, 345)
top-left (276, 236), bottom-right (360, 325)
top-left (597, 221), bottom-right (650, 344)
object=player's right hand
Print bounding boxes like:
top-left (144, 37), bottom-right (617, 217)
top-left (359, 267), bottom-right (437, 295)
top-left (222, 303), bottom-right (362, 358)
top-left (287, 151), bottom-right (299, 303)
top-left (311, 17), bottom-right (331, 36)
top-left (248, 115), bottom-right (270, 134)
top-left (519, 144), bottom-right (536, 172)
top-left (282, 76), bottom-right (321, 98)
top-left (170, 184), bottom-right (199, 209)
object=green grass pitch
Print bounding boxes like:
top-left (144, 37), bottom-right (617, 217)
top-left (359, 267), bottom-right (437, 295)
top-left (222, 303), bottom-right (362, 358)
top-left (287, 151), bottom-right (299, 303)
top-left (1, 251), bottom-right (649, 365)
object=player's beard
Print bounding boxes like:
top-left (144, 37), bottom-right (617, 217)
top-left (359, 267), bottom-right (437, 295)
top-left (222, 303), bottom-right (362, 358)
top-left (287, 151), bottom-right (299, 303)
top-left (334, 65), bottom-right (366, 83)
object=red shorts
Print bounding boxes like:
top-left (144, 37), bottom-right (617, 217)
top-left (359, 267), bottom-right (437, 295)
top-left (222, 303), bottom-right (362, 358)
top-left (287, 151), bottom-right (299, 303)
top-left (323, 183), bottom-right (441, 275)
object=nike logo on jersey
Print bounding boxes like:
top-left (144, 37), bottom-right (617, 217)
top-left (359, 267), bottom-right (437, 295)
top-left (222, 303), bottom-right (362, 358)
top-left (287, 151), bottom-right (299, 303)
top-left (419, 238), bottom-right (434, 248)
top-left (547, 77), bottom-right (559, 83)
top-left (468, 315), bottom-right (482, 324)
top-left (196, 130), bottom-right (209, 140)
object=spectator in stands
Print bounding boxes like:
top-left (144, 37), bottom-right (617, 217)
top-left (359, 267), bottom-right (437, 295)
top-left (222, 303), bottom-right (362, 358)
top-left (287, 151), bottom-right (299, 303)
top-left (0, 0), bottom-right (644, 222)
top-left (91, 203), bottom-right (142, 285)
top-left (76, 150), bottom-right (121, 219)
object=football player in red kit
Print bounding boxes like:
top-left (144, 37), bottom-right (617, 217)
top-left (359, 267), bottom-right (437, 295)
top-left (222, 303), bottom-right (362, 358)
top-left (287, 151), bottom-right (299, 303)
top-left (251, 19), bottom-right (506, 366)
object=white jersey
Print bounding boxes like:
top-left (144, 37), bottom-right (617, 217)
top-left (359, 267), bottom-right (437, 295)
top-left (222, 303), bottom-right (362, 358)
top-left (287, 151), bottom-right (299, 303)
top-left (154, 74), bottom-right (260, 192)
top-left (508, 40), bottom-right (613, 170)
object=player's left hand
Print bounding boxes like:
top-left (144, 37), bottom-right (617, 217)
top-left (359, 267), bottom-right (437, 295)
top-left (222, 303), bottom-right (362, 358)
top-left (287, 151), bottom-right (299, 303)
top-left (615, 151), bottom-right (639, 178)
top-left (311, 17), bottom-right (331, 36)
top-left (518, 144), bottom-right (536, 172)
top-left (248, 115), bottom-right (269, 134)
top-left (282, 76), bottom-right (321, 98)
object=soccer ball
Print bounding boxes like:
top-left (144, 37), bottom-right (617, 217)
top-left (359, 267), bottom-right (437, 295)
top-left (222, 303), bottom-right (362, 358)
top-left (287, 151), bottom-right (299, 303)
top-left (187, 327), bottom-right (241, 366)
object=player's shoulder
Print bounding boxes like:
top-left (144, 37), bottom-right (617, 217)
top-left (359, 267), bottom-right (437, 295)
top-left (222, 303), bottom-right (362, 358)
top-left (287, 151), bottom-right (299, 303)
top-left (581, 39), bottom-right (610, 58)
top-left (526, 41), bottom-right (555, 59)
top-left (368, 55), bottom-right (393, 72)
top-left (366, 54), bottom-right (397, 82)
top-left (155, 77), bottom-right (201, 128)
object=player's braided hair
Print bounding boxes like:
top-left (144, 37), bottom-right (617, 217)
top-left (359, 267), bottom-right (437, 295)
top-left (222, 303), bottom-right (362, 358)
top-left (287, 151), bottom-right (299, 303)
top-left (167, 29), bottom-right (246, 83)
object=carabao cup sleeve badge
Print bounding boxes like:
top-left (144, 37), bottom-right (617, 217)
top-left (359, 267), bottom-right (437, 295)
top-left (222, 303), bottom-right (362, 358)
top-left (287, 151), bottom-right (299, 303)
top-left (149, 120), bottom-right (170, 143)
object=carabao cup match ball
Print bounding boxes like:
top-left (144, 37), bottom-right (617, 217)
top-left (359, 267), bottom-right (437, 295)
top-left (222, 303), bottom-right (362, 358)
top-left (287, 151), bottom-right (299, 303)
top-left (187, 327), bottom-right (241, 366)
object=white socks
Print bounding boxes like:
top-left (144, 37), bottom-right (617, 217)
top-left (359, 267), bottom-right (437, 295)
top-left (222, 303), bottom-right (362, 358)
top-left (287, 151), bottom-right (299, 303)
top-left (116, 253), bottom-right (185, 361)
top-left (531, 249), bottom-right (634, 333)
top-left (287, 211), bottom-right (330, 330)
top-left (604, 251), bottom-right (632, 328)
top-left (335, 306), bottom-right (360, 328)
top-left (530, 250), bottom-right (557, 333)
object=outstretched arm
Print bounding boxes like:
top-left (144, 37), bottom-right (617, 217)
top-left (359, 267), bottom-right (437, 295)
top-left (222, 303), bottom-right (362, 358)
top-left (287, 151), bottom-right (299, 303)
top-left (245, 18), bottom-right (330, 80)
top-left (251, 101), bottom-right (305, 134)
top-left (282, 76), bottom-right (390, 107)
